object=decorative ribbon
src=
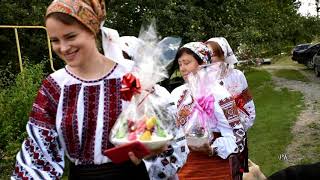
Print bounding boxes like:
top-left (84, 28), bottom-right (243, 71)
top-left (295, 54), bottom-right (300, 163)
top-left (193, 95), bottom-right (217, 128)
top-left (120, 73), bottom-right (142, 101)
top-left (234, 95), bottom-right (250, 116)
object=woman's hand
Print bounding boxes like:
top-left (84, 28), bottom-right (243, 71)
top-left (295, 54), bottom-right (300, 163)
top-left (128, 151), bottom-right (142, 165)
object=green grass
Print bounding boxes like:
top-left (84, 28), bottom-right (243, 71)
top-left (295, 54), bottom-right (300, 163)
top-left (273, 69), bottom-right (310, 82)
top-left (245, 69), bottom-right (304, 176)
top-left (271, 55), bottom-right (293, 65)
top-left (296, 122), bottom-right (320, 164)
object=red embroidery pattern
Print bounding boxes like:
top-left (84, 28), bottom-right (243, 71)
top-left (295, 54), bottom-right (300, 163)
top-left (219, 97), bottom-right (241, 128)
top-left (39, 129), bottom-right (63, 163)
top-left (14, 162), bottom-right (33, 180)
top-left (102, 78), bottom-right (122, 152)
top-left (80, 85), bottom-right (100, 164)
top-left (43, 76), bottom-right (61, 105)
top-left (219, 97), bottom-right (245, 153)
top-left (234, 88), bottom-right (253, 116)
top-left (30, 76), bottom-right (61, 129)
top-left (14, 127), bottom-right (62, 179)
top-left (177, 89), bottom-right (188, 108)
top-left (177, 89), bottom-right (193, 127)
top-left (61, 84), bottom-right (81, 159)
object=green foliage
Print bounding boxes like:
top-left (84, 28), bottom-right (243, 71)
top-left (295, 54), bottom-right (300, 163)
top-left (0, 62), bottom-right (45, 178)
top-left (105, 0), bottom-right (320, 60)
top-left (246, 69), bottom-right (304, 176)
top-left (0, 0), bottom-right (56, 74)
top-left (1, 0), bottom-right (320, 71)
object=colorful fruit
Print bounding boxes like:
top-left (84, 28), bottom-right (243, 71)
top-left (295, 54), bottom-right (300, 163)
top-left (128, 132), bottom-right (137, 141)
top-left (146, 116), bottom-right (157, 130)
top-left (139, 130), bottom-right (152, 141)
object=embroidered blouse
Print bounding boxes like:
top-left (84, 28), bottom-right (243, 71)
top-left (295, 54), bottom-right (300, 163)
top-left (143, 85), bottom-right (189, 180)
top-left (11, 64), bottom-right (132, 179)
top-left (171, 83), bottom-right (245, 159)
top-left (12, 63), bottom-right (188, 180)
top-left (217, 62), bottom-right (256, 131)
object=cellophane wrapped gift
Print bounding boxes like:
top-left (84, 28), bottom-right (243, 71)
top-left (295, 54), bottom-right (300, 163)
top-left (184, 65), bottom-right (220, 148)
top-left (110, 24), bottom-right (181, 150)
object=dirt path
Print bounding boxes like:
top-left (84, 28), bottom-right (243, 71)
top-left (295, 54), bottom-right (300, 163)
top-left (260, 63), bottom-right (320, 165)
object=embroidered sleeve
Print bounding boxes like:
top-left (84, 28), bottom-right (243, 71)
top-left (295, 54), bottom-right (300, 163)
top-left (236, 72), bottom-right (256, 131)
top-left (210, 97), bottom-right (245, 159)
top-left (12, 77), bottom-right (64, 180)
top-left (144, 127), bottom-right (189, 180)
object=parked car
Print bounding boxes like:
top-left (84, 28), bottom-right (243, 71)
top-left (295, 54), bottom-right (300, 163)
top-left (313, 49), bottom-right (320, 77)
top-left (291, 43), bottom-right (310, 61)
top-left (291, 44), bottom-right (310, 61)
top-left (292, 43), bottom-right (320, 68)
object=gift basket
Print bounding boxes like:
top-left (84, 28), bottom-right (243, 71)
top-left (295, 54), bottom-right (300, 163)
top-left (110, 24), bottom-right (181, 150)
top-left (184, 65), bottom-right (220, 148)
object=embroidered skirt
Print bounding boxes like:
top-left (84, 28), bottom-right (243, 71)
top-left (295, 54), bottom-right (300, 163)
top-left (178, 151), bottom-right (243, 180)
top-left (68, 161), bottom-right (150, 180)
top-left (178, 152), bottom-right (232, 180)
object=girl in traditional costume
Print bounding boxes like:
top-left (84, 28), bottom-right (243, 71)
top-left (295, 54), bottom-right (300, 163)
top-left (11, 0), bottom-right (188, 179)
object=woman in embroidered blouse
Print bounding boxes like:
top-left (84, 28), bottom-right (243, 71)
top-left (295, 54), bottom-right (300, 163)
top-left (170, 42), bottom-right (246, 180)
top-left (11, 0), bottom-right (189, 179)
top-left (205, 37), bottom-right (256, 131)
top-left (205, 37), bottom-right (256, 174)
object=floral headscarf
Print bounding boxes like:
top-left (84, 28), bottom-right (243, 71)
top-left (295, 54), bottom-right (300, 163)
top-left (46, 0), bottom-right (106, 34)
top-left (206, 37), bottom-right (238, 65)
top-left (46, 0), bottom-right (134, 68)
top-left (182, 42), bottom-right (212, 64)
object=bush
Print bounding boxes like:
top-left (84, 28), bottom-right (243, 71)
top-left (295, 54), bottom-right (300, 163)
top-left (0, 62), bottom-right (45, 178)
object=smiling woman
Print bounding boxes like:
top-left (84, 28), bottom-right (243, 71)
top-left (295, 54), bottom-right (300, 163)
top-left (10, 0), bottom-right (152, 180)
top-left (46, 14), bottom-right (97, 68)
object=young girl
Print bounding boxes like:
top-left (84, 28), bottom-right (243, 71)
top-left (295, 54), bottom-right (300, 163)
top-left (12, 0), bottom-right (149, 179)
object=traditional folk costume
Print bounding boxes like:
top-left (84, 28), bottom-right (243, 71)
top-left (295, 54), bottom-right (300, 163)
top-left (207, 37), bottom-right (257, 174)
top-left (12, 0), bottom-right (188, 179)
top-left (171, 42), bottom-right (246, 180)
top-left (12, 64), bottom-right (149, 179)
top-left (207, 37), bottom-right (256, 131)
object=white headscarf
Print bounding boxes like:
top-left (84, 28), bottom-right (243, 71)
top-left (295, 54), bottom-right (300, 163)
top-left (206, 37), bottom-right (238, 65)
top-left (119, 36), bottom-right (145, 59)
top-left (101, 26), bottom-right (134, 71)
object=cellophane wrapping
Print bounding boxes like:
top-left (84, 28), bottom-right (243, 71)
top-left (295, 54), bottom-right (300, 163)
top-left (110, 23), bottom-right (181, 150)
top-left (184, 65), bottom-right (220, 148)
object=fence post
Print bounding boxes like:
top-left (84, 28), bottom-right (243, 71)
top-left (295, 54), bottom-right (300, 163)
top-left (0, 25), bottom-right (56, 72)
